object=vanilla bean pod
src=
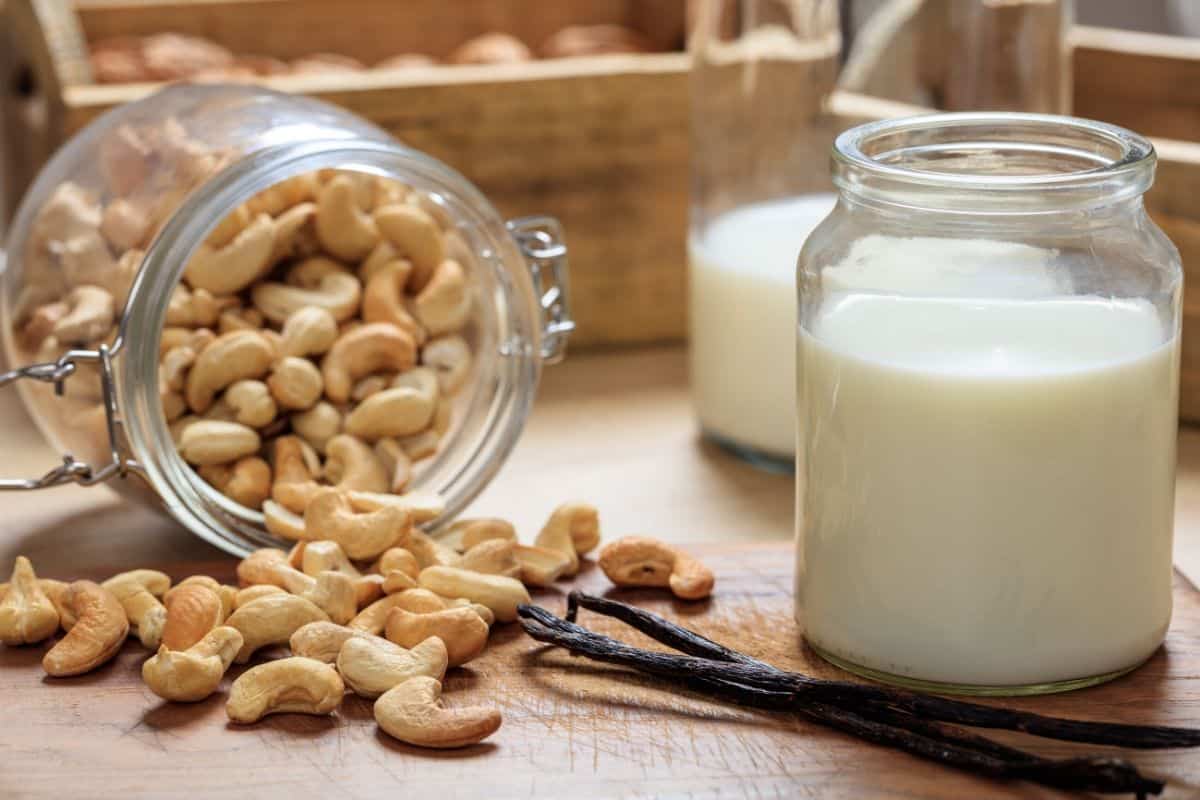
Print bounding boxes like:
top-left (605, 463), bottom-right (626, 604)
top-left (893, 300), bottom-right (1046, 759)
top-left (565, 592), bottom-right (1200, 750)
top-left (517, 600), bottom-right (1189, 796)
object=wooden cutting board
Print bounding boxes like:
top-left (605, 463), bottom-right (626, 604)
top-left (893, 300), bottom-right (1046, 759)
top-left (2, 542), bottom-right (1199, 800)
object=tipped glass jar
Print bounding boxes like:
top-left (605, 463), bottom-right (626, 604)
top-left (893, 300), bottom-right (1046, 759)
top-left (0, 85), bottom-right (573, 556)
top-left (795, 113), bottom-right (1181, 695)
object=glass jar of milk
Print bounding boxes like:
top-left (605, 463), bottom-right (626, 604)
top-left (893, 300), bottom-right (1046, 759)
top-left (689, 0), bottom-right (840, 469)
top-left (796, 113), bottom-right (1181, 696)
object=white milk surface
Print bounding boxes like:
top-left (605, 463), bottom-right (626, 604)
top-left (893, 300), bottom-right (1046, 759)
top-left (689, 194), bottom-right (836, 458)
top-left (798, 291), bottom-right (1179, 686)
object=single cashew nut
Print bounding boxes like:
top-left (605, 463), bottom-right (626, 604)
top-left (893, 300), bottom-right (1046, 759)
top-left (251, 272), bottom-right (362, 324)
top-left (267, 356), bottom-right (324, 411)
top-left (344, 387), bottom-right (435, 441)
top-left (323, 435), bottom-right (389, 494)
top-left (362, 262), bottom-right (424, 343)
top-left (161, 582), bottom-right (225, 651)
top-left (414, 259), bottom-right (472, 336)
top-left (385, 607), bottom-right (487, 668)
top-left (303, 488), bottom-right (407, 561)
top-left (269, 201), bottom-right (318, 264)
top-left (164, 575), bottom-right (236, 620)
top-left (598, 537), bottom-right (715, 600)
top-left (185, 330), bottom-right (275, 412)
top-left (160, 345), bottom-right (196, 393)
top-left (225, 592), bottom-right (330, 663)
top-left (456, 539), bottom-right (521, 579)
top-left (280, 306), bottom-right (338, 358)
top-left (0, 556), bottom-right (59, 645)
top-left (375, 547), bottom-right (420, 579)
top-left (185, 212), bottom-right (275, 294)
top-left (102, 569), bottom-right (170, 649)
top-left (235, 584), bottom-right (286, 608)
top-left (289, 620), bottom-right (373, 662)
top-left (226, 656), bottom-right (344, 723)
top-left (375, 676), bottom-right (501, 749)
top-left (142, 625), bottom-right (243, 702)
top-left (291, 401), bottom-right (342, 454)
top-left (359, 240), bottom-right (408, 283)
top-left (321, 322), bottom-right (417, 403)
top-left (338, 633), bottom-right (447, 698)
top-left (53, 286), bottom-right (115, 343)
top-left (315, 174), bottom-right (381, 262)
top-left (200, 455), bottom-right (272, 509)
top-left (513, 544), bottom-right (573, 587)
top-left (178, 420), bottom-right (261, 465)
top-left (388, 588), bottom-right (446, 613)
top-left (421, 334), bottom-right (472, 396)
top-left (43, 581), bottom-right (129, 676)
top-left (400, 528), bottom-right (461, 570)
top-left (270, 435), bottom-right (322, 513)
top-left (373, 204), bottom-right (445, 292)
top-left (223, 379), bottom-right (278, 428)
top-left (372, 438), bottom-right (413, 493)
top-left (417, 567), bottom-right (530, 623)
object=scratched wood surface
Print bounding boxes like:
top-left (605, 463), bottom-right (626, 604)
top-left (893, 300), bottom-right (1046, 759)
top-left (1, 543), bottom-right (1199, 799)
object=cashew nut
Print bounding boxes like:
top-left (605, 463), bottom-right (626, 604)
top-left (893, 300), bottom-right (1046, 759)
top-left (388, 588), bottom-right (446, 613)
top-left (417, 567), bottom-right (530, 623)
top-left (223, 379), bottom-right (278, 428)
top-left (199, 455), bottom-right (272, 510)
top-left (315, 174), bottom-right (381, 262)
top-left (185, 330), bottom-right (275, 412)
top-left (0, 556), bottom-right (59, 645)
top-left (226, 657), bottom-right (343, 723)
top-left (263, 500), bottom-right (307, 541)
top-left (142, 625), bottom-right (243, 702)
top-left (456, 539), bottom-right (521, 579)
top-left (372, 438), bottom-right (413, 493)
top-left (160, 344), bottom-right (196, 393)
top-left (184, 212), bottom-right (275, 294)
top-left (279, 306), bottom-right (338, 358)
top-left (43, 581), bottom-right (129, 677)
top-left (237, 550), bottom-right (357, 625)
top-left (338, 633), bottom-right (447, 699)
top-left (269, 202), bottom-right (318, 264)
top-left (161, 582), bottom-right (225, 651)
top-left (101, 569), bottom-right (170, 649)
top-left (421, 334), bottom-right (472, 395)
top-left (414, 259), bottom-right (472, 336)
top-left (217, 307), bottom-right (265, 333)
top-left (267, 356), bottom-right (324, 410)
top-left (285, 621), bottom-right (368, 664)
top-left (53, 285), bottom-right (115, 344)
top-left (178, 420), bottom-right (261, 465)
top-left (321, 322), bottom-right (417, 403)
top-left (164, 575), bottom-right (236, 620)
top-left (447, 518), bottom-right (517, 552)
top-left (598, 537), bottom-right (715, 600)
top-left (270, 435), bottom-right (322, 513)
top-left (359, 240), bottom-right (407, 283)
top-left (303, 488), bottom-right (406, 561)
top-left (346, 490), bottom-right (445, 524)
top-left (343, 386), bottom-right (435, 441)
top-left (373, 204), bottom-right (445, 292)
top-left (382, 570), bottom-right (419, 594)
top-left (374, 676), bottom-right (501, 749)
top-left (323, 435), bottom-right (389, 494)
top-left (299, 541), bottom-right (380, 608)
top-left (401, 428), bottom-right (439, 460)
top-left (375, 547), bottom-right (420, 579)
top-left (251, 271), bottom-right (362, 324)
top-left (246, 172), bottom-right (320, 217)
top-left (225, 592), bottom-right (329, 663)
top-left (291, 401), bottom-right (342, 453)
top-left (385, 606), bottom-right (487, 668)
top-left (400, 528), bottom-right (460, 570)
top-left (362, 262), bottom-right (424, 342)
top-left (235, 584), bottom-right (286, 608)
top-left (348, 591), bottom-right (435, 635)
top-left (513, 544), bottom-right (573, 587)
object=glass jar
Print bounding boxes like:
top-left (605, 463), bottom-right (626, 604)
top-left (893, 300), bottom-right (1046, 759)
top-left (688, 0), bottom-right (840, 470)
top-left (795, 113), bottom-right (1181, 695)
top-left (0, 84), bottom-right (573, 556)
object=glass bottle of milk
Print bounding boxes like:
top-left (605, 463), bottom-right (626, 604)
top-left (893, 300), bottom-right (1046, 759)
top-left (689, 0), bottom-right (840, 469)
top-left (796, 113), bottom-right (1182, 695)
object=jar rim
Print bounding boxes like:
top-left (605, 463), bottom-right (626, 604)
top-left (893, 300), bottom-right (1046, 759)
top-left (832, 112), bottom-right (1156, 213)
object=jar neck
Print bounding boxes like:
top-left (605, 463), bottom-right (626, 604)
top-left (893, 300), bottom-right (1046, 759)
top-left (832, 112), bottom-right (1156, 216)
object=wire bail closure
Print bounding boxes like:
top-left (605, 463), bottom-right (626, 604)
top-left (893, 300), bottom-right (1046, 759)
top-left (508, 216), bottom-right (574, 364)
top-left (0, 343), bottom-right (136, 490)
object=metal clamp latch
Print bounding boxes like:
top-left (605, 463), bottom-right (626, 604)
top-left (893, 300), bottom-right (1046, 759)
top-left (0, 343), bottom-right (134, 490)
top-left (508, 216), bottom-right (575, 364)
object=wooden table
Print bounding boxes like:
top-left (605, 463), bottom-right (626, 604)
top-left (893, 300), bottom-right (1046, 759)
top-left (2, 346), bottom-right (1199, 798)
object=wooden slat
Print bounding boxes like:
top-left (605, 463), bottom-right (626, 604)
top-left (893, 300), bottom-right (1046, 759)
top-left (74, 0), bottom-right (686, 62)
top-left (1073, 25), bottom-right (1200, 142)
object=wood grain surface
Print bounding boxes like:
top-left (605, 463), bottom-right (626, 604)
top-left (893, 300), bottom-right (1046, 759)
top-left (1, 543), bottom-right (1199, 799)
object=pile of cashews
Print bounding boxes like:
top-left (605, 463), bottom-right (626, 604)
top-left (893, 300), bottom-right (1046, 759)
top-left (0, 504), bottom-right (715, 748)
top-left (13, 116), bottom-right (475, 521)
